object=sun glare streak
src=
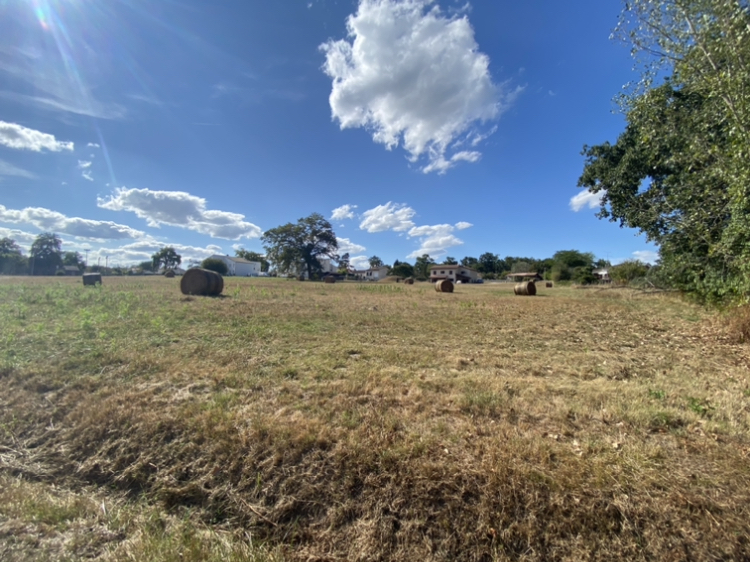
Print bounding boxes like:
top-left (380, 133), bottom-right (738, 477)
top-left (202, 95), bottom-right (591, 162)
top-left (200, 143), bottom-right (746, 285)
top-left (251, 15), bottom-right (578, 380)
top-left (94, 125), bottom-right (118, 187)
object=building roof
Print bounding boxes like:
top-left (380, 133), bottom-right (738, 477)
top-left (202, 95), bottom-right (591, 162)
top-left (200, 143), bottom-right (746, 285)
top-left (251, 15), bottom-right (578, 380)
top-left (429, 264), bottom-right (478, 272)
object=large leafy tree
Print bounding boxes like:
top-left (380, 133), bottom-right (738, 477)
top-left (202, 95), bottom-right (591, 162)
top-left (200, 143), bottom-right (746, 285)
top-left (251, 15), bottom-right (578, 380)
top-left (413, 254), bottom-right (435, 280)
top-left (368, 255), bottom-right (384, 268)
top-left (391, 260), bottom-right (414, 279)
top-left (152, 246), bottom-right (182, 271)
top-left (262, 213), bottom-right (338, 279)
top-left (30, 232), bottom-right (62, 275)
top-left (0, 237), bottom-right (27, 275)
top-left (235, 248), bottom-right (270, 272)
top-left (578, 0), bottom-right (750, 301)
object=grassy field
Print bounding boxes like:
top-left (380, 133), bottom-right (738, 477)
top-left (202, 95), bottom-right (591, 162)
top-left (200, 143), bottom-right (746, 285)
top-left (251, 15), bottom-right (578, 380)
top-left (1, 276), bottom-right (749, 561)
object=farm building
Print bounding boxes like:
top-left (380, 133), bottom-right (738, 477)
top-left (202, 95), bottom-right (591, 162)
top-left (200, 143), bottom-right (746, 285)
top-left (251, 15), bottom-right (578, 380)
top-left (429, 265), bottom-right (481, 283)
top-left (356, 265), bottom-right (390, 281)
top-left (506, 272), bottom-right (543, 282)
top-left (209, 255), bottom-right (261, 276)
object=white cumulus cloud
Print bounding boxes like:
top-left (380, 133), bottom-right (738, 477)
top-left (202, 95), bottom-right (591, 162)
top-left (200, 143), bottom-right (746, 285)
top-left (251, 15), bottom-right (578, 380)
top-left (455, 221), bottom-right (473, 230)
top-left (77, 160), bottom-right (92, 169)
top-left (359, 202), bottom-right (415, 233)
top-left (0, 121), bottom-right (74, 152)
top-left (570, 190), bottom-right (604, 212)
top-left (349, 255), bottom-right (371, 270)
top-left (406, 221), bottom-right (469, 259)
top-left (97, 187), bottom-right (263, 240)
top-left (92, 238), bottom-right (225, 266)
top-left (0, 204), bottom-right (145, 240)
top-left (321, 0), bottom-right (518, 174)
top-left (632, 250), bottom-right (659, 264)
top-left (337, 237), bottom-right (366, 254)
top-left (331, 204), bottom-right (358, 221)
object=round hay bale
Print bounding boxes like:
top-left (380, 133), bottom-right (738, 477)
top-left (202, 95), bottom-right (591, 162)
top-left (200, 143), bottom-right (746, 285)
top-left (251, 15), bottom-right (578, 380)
top-left (435, 279), bottom-right (454, 293)
top-left (164, 269), bottom-right (175, 278)
top-left (180, 268), bottom-right (224, 296)
top-left (514, 281), bottom-right (536, 296)
top-left (82, 273), bottom-right (102, 286)
top-left (324, 275), bottom-right (336, 284)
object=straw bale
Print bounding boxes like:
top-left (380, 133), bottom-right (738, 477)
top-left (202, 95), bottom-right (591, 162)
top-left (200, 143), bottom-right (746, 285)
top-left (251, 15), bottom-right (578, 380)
top-left (180, 268), bottom-right (223, 296)
top-left (435, 279), bottom-right (454, 293)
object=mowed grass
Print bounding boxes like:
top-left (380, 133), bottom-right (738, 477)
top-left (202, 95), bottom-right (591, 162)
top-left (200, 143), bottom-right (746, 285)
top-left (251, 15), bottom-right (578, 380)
top-left (1, 276), bottom-right (749, 561)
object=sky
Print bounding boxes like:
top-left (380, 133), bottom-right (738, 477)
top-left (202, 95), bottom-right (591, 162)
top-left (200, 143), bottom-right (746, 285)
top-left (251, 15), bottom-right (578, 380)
top-left (0, 0), bottom-right (659, 271)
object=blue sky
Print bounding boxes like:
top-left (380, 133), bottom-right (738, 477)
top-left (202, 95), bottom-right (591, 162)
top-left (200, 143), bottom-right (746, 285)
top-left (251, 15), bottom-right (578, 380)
top-left (0, 0), bottom-right (658, 270)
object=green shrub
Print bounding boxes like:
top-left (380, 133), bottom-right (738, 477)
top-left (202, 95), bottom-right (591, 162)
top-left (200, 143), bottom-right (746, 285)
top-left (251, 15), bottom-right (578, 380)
top-left (200, 258), bottom-right (228, 275)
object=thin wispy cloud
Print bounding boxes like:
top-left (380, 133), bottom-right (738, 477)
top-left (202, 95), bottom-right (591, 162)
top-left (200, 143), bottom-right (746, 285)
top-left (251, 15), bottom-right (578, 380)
top-left (359, 202), bottom-right (415, 233)
top-left (0, 121), bottom-right (74, 152)
top-left (98, 187), bottom-right (263, 240)
top-left (0, 158), bottom-right (36, 179)
top-left (570, 190), bottom-right (604, 212)
top-left (0, 204), bottom-right (145, 240)
top-left (321, 0), bottom-right (520, 174)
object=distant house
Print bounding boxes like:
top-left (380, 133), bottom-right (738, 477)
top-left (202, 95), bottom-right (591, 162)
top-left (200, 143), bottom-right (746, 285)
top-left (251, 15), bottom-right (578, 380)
top-left (593, 268), bottom-right (611, 282)
top-left (357, 265), bottom-right (390, 281)
top-left (429, 265), bottom-right (480, 283)
top-left (59, 266), bottom-right (80, 276)
top-left (209, 255), bottom-right (261, 276)
top-left (507, 272), bottom-right (543, 282)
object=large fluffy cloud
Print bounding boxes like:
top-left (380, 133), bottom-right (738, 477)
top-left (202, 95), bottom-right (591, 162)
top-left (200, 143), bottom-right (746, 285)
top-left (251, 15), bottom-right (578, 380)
top-left (0, 205), bottom-right (144, 240)
top-left (569, 190), bottom-right (604, 212)
top-left (359, 202), bottom-right (416, 233)
top-left (321, 0), bottom-right (519, 173)
top-left (0, 121), bottom-right (74, 152)
top-left (98, 187), bottom-right (262, 240)
top-left (406, 221), bottom-right (469, 258)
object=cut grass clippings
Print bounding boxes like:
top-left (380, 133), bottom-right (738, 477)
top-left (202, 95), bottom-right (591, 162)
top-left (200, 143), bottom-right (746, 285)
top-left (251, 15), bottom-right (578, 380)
top-left (1, 276), bottom-right (750, 561)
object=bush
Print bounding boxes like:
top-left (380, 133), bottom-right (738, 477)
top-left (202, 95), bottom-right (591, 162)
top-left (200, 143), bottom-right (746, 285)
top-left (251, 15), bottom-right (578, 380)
top-left (610, 260), bottom-right (649, 285)
top-left (200, 258), bottom-right (228, 275)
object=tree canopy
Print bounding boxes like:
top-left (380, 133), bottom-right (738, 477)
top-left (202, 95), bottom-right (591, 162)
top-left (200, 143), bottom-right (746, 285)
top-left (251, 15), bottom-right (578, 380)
top-left (0, 237), bottom-right (26, 275)
top-left (152, 247), bottom-right (182, 271)
top-left (578, 0), bottom-right (750, 302)
top-left (262, 213), bottom-right (338, 279)
top-left (30, 232), bottom-right (62, 275)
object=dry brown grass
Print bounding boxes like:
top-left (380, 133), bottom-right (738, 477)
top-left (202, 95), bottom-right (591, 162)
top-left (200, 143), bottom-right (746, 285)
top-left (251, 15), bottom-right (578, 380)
top-left (1, 277), bottom-right (749, 561)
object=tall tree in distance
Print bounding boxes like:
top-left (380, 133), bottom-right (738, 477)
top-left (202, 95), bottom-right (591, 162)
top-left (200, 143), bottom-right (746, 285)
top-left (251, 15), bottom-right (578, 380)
top-left (443, 256), bottom-right (458, 265)
top-left (262, 213), bottom-right (338, 279)
top-left (30, 232), bottom-right (62, 275)
top-left (152, 246), bottom-right (182, 272)
top-left (414, 254), bottom-right (435, 280)
top-left (368, 255), bottom-right (384, 268)
top-left (0, 237), bottom-right (26, 275)
top-left (235, 248), bottom-right (270, 272)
